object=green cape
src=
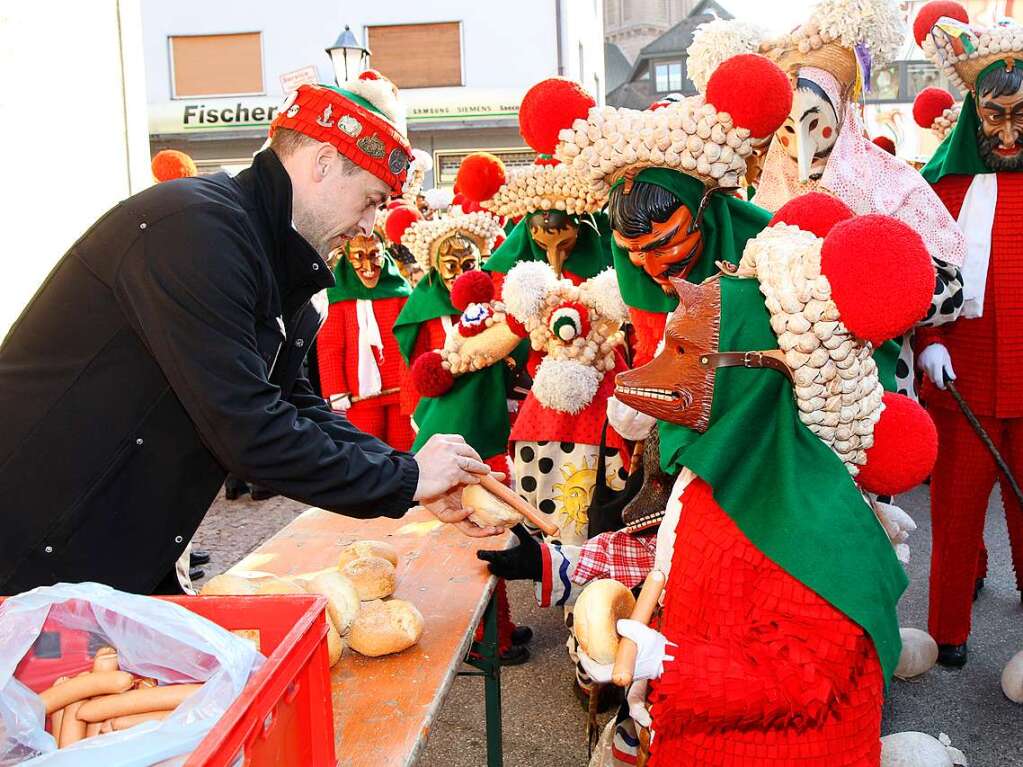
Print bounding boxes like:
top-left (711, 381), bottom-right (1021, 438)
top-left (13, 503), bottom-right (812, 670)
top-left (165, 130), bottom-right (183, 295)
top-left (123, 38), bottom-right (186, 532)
top-left (611, 167), bottom-right (773, 313)
top-left (392, 274), bottom-right (457, 364)
top-left (411, 340), bottom-right (529, 458)
top-left (326, 252), bottom-right (411, 304)
top-left (659, 276), bottom-right (906, 684)
top-left (484, 211), bottom-right (614, 279)
top-left (921, 93), bottom-right (990, 184)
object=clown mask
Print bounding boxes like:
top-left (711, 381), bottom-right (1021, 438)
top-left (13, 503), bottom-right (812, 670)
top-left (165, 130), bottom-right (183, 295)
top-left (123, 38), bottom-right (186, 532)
top-left (345, 234), bottom-right (384, 289)
top-left (612, 202), bottom-right (704, 294)
top-left (434, 233), bottom-right (480, 292)
top-left (527, 210), bottom-right (580, 277)
top-left (777, 78), bottom-right (839, 182)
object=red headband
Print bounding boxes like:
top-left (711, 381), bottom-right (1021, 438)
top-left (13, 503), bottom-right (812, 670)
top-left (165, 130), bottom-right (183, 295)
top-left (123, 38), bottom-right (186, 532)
top-left (270, 84), bottom-right (413, 195)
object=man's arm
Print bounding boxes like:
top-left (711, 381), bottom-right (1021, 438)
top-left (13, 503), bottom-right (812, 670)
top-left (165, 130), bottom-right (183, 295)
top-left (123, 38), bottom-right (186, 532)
top-left (288, 375), bottom-right (396, 456)
top-left (114, 205), bottom-right (418, 518)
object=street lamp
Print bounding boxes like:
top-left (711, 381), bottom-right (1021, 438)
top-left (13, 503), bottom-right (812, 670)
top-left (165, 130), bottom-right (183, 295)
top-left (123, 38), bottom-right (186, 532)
top-left (326, 25), bottom-right (370, 84)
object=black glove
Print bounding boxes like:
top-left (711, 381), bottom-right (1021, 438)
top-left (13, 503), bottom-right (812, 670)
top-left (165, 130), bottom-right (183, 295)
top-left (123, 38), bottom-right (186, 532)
top-left (476, 524), bottom-right (543, 581)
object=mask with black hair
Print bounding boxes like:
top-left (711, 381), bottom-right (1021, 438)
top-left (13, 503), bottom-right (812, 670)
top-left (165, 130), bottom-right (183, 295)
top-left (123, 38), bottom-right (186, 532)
top-left (608, 180), bottom-right (706, 292)
top-left (776, 77), bottom-right (840, 183)
top-left (975, 62), bottom-right (1023, 172)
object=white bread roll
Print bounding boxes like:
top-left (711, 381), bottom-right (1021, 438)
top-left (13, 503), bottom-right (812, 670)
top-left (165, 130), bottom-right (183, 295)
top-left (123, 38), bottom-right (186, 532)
top-left (254, 576), bottom-right (306, 595)
top-left (348, 599), bottom-right (424, 657)
top-left (573, 579), bottom-right (637, 664)
top-left (304, 571), bottom-right (361, 635)
top-left (337, 540), bottom-right (399, 569)
top-left (325, 611), bottom-right (345, 667)
top-left (199, 573), bottom-right (262, 596)
top-left (463, 484), bottom-right (523, 529)
top-left (341, 556), bottom-right (397, 600)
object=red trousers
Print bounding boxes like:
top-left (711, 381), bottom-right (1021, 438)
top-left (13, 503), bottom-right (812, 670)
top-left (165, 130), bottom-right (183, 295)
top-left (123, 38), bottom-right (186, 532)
top-left (928, 407), bottom-right (1023, 645)
top-left (345, 400), bottom-right (414, 453)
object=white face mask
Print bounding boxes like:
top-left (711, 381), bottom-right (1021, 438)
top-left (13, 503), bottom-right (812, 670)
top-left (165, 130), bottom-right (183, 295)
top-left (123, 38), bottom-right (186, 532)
top-left (775, 80), bottom-right (840, 182)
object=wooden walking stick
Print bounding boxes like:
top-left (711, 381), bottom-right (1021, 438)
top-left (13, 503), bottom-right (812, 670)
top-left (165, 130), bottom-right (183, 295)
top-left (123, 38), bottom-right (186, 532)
top-left (612, 570), bottom-right (666, 687)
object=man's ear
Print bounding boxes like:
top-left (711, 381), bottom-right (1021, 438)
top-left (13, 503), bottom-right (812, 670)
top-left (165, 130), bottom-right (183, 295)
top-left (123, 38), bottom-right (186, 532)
top-left (312, 143), bottom-right (338, 183)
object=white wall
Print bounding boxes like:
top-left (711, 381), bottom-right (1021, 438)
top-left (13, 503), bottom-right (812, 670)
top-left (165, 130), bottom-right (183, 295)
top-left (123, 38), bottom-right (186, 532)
top-left (141, 0), bottom-right (602, 101)
top-left (0, 0), bottom-right (151, 339)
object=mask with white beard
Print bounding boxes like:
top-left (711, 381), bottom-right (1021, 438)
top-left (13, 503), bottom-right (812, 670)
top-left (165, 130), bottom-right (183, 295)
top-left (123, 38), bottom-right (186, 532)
top-left (775, 78), bottom-right (840, 183)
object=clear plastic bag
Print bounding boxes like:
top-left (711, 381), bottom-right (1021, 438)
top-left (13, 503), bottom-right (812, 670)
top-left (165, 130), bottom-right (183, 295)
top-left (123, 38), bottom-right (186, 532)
top-left (0, 582), bottom-right (263, 766)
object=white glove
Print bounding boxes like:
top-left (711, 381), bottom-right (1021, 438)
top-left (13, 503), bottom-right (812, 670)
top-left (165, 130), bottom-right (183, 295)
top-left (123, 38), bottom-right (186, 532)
top-left (329, 392), bottom-right (353, 412)
top-left (917, 344), bottom-right (956, 390)
top-left (576, 620), bottom-right (675, 684)
top-left (627, 679), bottom-right (652, 729)
top-left (606, 396), bottom-right (656, 441)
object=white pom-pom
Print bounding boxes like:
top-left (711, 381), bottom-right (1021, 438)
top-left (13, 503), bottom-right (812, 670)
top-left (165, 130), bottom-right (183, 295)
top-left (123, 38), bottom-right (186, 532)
top-left (340, 75), bottom-right (407, 135)
top-left (579, 268), bottom-right (628, 324)
top-left (424, 187), bottom-right (453, 211)
top-left (531, 358), bottom-right (601, 413)
top-left (686, 19), bottom-right (766, 93)
top-left (503, 261), bottom-right (559, 322)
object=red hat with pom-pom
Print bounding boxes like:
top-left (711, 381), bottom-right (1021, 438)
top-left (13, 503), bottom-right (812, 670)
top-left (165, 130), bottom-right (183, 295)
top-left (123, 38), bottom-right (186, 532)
top-left (770, 192), bottom-right (853, 238)
top-left (857, 392), bottom-right (938, 495)
top-left (913, 1), bottom-right (969, 46)
top-left (152, 150), bottom-right (197, 182)
top-left (820, 214), bottom-right (935, 346)
top-left (384, 205), bottom-right (422, 246)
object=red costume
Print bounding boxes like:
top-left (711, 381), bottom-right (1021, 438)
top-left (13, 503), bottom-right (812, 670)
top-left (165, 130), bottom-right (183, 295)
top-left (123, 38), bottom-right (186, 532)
top-left (399, 316), bottom-right (452, 417)
top-left (318, 294), bottom-right (414, 451)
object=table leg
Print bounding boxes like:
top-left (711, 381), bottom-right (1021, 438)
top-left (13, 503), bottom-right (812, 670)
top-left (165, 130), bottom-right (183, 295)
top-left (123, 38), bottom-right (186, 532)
top-left (461, 592), bottom-right (503, 767)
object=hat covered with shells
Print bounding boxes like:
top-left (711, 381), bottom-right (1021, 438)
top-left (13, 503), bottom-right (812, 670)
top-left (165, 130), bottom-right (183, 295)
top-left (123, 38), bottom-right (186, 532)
top-left (740, 193), bottom-right (937, 491)
top-left (554, 54), bottom-right (793, 193)
top-left (914, 0), bottom-right (1023, 94)
top-left (401, 211), bottom-right (505, 272)
top-left (456, 79), bottom-right (607, 217)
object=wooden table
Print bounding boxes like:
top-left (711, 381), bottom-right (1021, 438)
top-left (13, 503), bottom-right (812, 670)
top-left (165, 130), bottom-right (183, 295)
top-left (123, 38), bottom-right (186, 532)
top-left (227, 505), bottom-right (510, 767)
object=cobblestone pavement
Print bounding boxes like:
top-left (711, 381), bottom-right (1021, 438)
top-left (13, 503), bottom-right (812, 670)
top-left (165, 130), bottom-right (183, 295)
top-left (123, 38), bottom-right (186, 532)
top-left (193, 483), bottom-right (1022, 767)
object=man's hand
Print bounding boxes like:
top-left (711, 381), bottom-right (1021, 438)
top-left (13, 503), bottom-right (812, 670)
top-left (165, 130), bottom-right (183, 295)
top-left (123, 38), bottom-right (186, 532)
top-left (476, 524), bottom-right (543, 579)
top-left (421, 487), bottom-right (504, 538)
top-left (413, 434), bottom-right (491, 500)
top-left (917, 344), bottom-right (956, 390)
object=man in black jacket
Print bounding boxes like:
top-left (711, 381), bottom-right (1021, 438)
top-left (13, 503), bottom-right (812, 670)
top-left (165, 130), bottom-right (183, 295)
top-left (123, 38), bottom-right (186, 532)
top-left (0, 81), bottom-right (500, 595)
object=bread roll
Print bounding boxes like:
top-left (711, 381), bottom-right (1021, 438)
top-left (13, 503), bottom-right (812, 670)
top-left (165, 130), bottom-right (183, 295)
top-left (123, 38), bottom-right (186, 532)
top-left (348, 599), bottom-right (424, 657)
top-left (254, 576), bottom-right (306, 595)
top-left (341, 556), bottom-right (397, 600)
top-left (304, 571), bottom-right (361, 635)
top-left (462, 484), bottom-right (523, 529)
top-left (337, 540), bottom-right (399, 569)
top-left (199, 573), bottom-right (262, 596)
top-left (573, 579), bottom-right (637, 664)
top-left (325, 611), bottom-right (345, 667)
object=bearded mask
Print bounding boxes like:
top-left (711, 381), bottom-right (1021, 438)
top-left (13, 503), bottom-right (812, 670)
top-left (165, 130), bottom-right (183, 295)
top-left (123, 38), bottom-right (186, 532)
top-left (433, 233), bottom-right (480, 292)
top-left (975, 66), bottom-right (1023, 172)
top-left (527, 210), bottom-right (580, 277)
top-left (776, 78), bottom-right (839, 182)
top-left (346, 234), bottom-right (384, 289)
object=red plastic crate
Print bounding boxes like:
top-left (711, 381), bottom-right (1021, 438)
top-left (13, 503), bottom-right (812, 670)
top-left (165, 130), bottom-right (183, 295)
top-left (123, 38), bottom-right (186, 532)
top-left (4, 593), bottom-right (336, 766)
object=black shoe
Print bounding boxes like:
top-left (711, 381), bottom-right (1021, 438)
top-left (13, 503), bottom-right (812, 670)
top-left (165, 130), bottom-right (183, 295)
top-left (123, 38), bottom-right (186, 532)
top-left (190, 550), bottom-right (211, 567)
top-left (937, 643), bottom-right (968, 668)
top-left (224, 477), bottom-right (249, 500)
top-left (499, 644), bottom-right (530, 666)
top-left (974, 577), bottom-right (985, 602)
top-left (511, 625), bottom-right (533, 646)
top-left (249, 485), bottom-right (278, 502)
top-left (189, 566), bottom-right (206, 582)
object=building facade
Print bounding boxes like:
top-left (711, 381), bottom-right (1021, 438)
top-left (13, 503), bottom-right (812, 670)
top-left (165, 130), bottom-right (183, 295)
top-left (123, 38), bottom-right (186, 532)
top-left (603, 0), bottom-right (696, 63)
top-left (142, 1), bottom-right (605, 186)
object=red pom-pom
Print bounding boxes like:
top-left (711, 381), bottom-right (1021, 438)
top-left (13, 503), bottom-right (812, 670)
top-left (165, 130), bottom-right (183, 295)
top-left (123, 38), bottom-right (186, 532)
top-left (820, 215), bottom-right (935, 346)
top-left (411, 352), bottom-right (454, 398)
top-left (705, 55), bottom-right (792, 138)
top-left (519, 78), bottom-right (596, 155)
top-left (450, 270), bottom-right (495, 310)
top-left (384, 205), bottom-right (422, 244)
top-left (872, 135), bottom-right (896, 154)
top-left (913, 87), bottom-right (955, 128)
top-left (358, 69), bottom-right (383, 80)
top-left (857, 393), bottom-right (938, 494)
top-left (770, 192), bottom-right (854, 238)
top-left (913, 1), bottom-right (969, 45)
top-left (455, 152), bottom-right (507, 204)
top-left (152, 150), bottom-right (197, 182)
top-left (506, 312), bottom-right (528, 338)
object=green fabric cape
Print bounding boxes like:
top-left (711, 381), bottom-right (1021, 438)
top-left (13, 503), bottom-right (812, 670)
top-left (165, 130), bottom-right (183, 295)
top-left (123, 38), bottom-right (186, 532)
top-left (392, 274), bottom-right (457, 364)
top-left (610, 168), bottom-right (773, 313)
top-left (658, 276), bottom-right (906, 684)
top-left (411, 340), bottom-right (529, 458)
top-left (921, 93), bottom-right (990, 184)
top-left (484, 212), bottom-right (614, 278)
top-left (326, 252), bottom-right (411, 304)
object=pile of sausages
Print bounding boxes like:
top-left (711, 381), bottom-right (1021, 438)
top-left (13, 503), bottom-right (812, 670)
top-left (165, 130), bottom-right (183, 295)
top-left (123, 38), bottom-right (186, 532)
top-left (40, 647), bottom-right (201, 748)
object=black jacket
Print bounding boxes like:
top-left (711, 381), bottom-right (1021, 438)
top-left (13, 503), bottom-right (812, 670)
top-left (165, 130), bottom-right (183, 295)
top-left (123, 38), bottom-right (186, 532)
top-left (0, 150), bottom-right (419, 594)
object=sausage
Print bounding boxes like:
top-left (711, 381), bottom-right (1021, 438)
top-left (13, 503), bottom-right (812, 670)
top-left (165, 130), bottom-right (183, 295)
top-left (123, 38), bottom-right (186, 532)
top-left (92, 647), bottom-right (119, 673)
top-left (109, 709), bottom-right (173, 730)
top-left (57, 700), bottom-right (87, 748)
top-left (48, 676), bottom-right (70, 737)
top-left (39, 671), bottom-right (133, 715)
top-left (85, 721), bottom-right (103, 739)
top-left (77, 684), bottom-right (202, 722)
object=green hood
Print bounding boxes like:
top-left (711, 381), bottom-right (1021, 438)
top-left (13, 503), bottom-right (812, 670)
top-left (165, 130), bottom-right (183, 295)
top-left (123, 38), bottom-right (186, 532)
top-left (921, 92), bottom-right (990, 184)
top-left (658, 275), bottom-right (906, 684)
top-left (326, 250), bottom-right (410, 304)
top-left (484, 211), bottom-right (613, 279)
top-left (392, 274), bottom-right (457, 364)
